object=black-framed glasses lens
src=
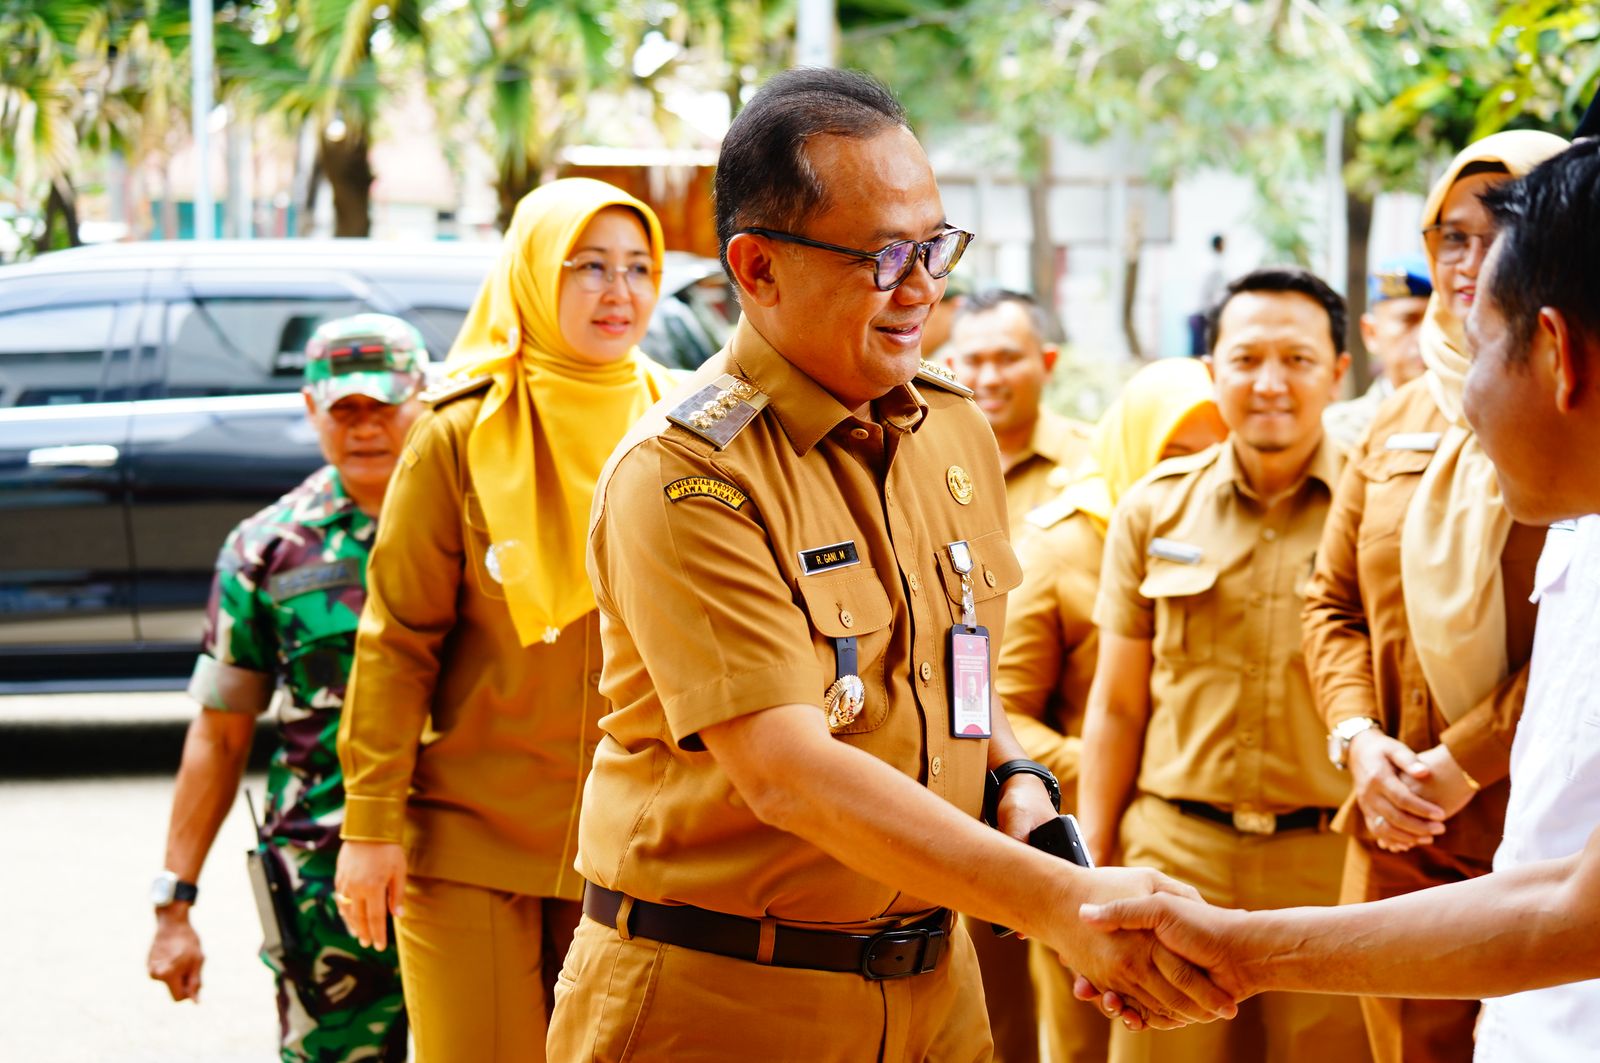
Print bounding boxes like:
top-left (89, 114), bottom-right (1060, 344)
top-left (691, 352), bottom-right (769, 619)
top-left (875, 241), bottom-right (918, 289)
top-left (927, 230), bottom-right (970, 278)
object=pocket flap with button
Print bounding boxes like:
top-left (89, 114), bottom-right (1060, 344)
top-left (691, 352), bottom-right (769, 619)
top-left (1139, 558), bottom-right (1220, 600)
top-left (934, 529), bottom-right (1023, 606)
top-left (797, 569), bottom-right (893, 638)
top-left (1357, 447), bottom-right (1433, 484)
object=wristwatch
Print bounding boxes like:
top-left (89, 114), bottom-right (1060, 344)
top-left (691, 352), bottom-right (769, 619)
top-left (1327, 717), bottom-right (1381, 771)
top-left (983, 759), bottom-right (1062, 826)
top-left (150, 870), bottom-right (199, 908)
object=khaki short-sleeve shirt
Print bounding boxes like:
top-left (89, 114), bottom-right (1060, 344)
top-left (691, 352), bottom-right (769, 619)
top-left (581, 318), bottom-right (1022, 925)
top-left (1094, 438), bottom-right (1350, 814)
top-left (1004, 409), bottom-right (1093, 536)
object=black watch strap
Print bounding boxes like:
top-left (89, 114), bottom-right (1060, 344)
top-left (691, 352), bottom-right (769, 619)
top-left (983, 759), bottom-right (1062, 825)
top-left (174, 879), bottom-right (199, 904)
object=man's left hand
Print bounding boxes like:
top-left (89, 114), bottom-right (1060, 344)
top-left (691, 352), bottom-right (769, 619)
top-left (1406, 745), bottom-right (1478, 821)
top-left (995, 774), bottom-right (1058, 843)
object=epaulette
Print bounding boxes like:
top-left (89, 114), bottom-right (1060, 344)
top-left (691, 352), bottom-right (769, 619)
top-left (1025, 494), bottom-right (1080, 530)
top-left (1146, 446), bottom-right (1216, 481)
top-left (665, 374), bottom-right (770, 449)
top-left (419, 373), bottom-right (493, 407)
top-left (914, 360), bottom-right (973, 397)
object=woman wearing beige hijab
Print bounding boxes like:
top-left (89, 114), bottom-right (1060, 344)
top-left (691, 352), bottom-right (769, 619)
top-left (1302, 130), bottom-right (1567, 1063)
top-left (333, 178), bottom-right (678, 1061)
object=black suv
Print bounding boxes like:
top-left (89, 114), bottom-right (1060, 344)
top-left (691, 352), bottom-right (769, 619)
top-left (0, 239), bottom-right (732, 690)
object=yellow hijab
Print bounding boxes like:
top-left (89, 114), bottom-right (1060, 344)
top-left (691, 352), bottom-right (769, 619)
top-left (445, 178), bottom-right (680, 646)
top-left (1401, 130), bottom-right (1567, 722)
top-left (1062, 358), bottom-right (1218, 533)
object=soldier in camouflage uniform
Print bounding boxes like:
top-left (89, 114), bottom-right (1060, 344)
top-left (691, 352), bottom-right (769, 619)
top-left (147, 314), bottom-right (426, 1062)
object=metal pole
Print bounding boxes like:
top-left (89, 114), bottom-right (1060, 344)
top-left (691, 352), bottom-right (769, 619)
top-left (796, 0), bottom-right (837, 68)
top-left (190, 0), bottom-right (214, 240)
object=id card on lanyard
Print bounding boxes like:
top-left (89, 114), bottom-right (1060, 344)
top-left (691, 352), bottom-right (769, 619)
top-left (945, 540), bottom-right (992, 739)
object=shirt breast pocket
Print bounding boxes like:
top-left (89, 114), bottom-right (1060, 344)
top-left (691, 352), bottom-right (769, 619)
top-left (1138, 559), bottom-right (1219, 663)
top-left (932, 529), bottom-right (1024, 626)
top-left (1356, 448), bottom-right (1433, 549)
top-left (274, 589), bottom-right (363, 709)
top-left (796, 568), bottom-right (895, 735)
top-left (463, 491), bottom-right (507, 601)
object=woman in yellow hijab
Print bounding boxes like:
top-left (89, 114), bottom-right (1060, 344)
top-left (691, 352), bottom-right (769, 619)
top-left (1302, 130), bottom-right (1566, 1063)
top-left (333, 178), bottom-right (679, 1061)
top-left (995, 357), bottom-right (1224, 1063)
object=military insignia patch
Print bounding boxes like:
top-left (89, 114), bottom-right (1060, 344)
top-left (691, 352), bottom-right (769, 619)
top-left (914, 360), bottom-right (974, 397)
top-left (664, 476), bottom-right (749, 510)
top-left (667, 374), bottom-right (769, 449)
top-left (267, 558), bottom-right (362, 601)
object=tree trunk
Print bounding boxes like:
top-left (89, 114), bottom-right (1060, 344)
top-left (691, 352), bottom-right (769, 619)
top-left (1344, 187), bottom-right (1373, 391)
top-left (317, 127), bottom-right (373, 237)
top-left (45, 179), bottom-right (82, 250)
top-left (1023, 133), bottom-right (1062, 338)
top-left (496, 157), bottom-right (539, 233)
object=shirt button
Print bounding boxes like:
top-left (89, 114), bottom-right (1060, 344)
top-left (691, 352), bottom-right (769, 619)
top-left (1250, 592), bottom-right (1265, 606)
top-left (930, 755), bottom-right (943, 777)
top-left (908, 573), bottom-right (921, 593)
top-left (919, 661), bottom-right (933, 682)
top-left (984, 570), bottom-right (997, 588)
top-left (1411, 689), bottom-right (1425, 706)
top-left (1246, 664), bottom-right (1260, 677)
top-left (1262, 528), bottom-right (1279, 542)
top-left (839, 609), bottom-right (854, 628)
top-left (1239, 731), bottom-right (1256, 747)
top-left (851, 427), bottom-right (870, 440)
top-left (588, 671), bottom-right (602, 687)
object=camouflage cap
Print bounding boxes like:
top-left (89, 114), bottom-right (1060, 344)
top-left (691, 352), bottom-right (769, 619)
top-left (304, 313), bottom-right (426, 407)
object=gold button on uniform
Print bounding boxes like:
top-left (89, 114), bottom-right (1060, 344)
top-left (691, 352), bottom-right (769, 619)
top-left (839, 609), bottom-right (854, 628)
top-left (1262, 528), bottom-right (1278, 542)
top-left (908, 573), bottom-right (921, 593)
top-left (946, 464), bottom-right (974, 505)
top-left (919, 661), bottom-right (933, 682)
top-left (930, 755), bottom-right (943, 777)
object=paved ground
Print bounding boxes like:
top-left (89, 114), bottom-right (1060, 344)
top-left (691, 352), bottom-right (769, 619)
top-left (2, 692), bottom-right (284, 1061)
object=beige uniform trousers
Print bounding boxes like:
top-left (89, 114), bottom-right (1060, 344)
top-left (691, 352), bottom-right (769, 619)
top-left (1340, 836), bottom-right (1489, 1063)
top-left (547, 915), bottom-right (993, 1062)
top-left (396, 875), bottom-right (580, 1063)
top-left (963, 913), bottom-right (1039, 1062)
top-left (1109, 794), bottom-right (1371, 1063)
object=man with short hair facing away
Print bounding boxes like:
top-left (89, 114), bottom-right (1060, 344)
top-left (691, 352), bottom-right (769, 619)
top-left (1078, 268), bottom-right (1371, 1063)
top-left (1324, 255), bottom-right (1432, 452)
top-left (942, 289), bottom-right (1093, 539)
top-left (146, 315), bottom-right (423, 1061)
top-left (547, 68), bottom-right (1236, 1062)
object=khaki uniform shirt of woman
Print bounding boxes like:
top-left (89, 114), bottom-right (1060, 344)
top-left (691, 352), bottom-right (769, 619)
top-left (337, 182), bottom-right (678, 897)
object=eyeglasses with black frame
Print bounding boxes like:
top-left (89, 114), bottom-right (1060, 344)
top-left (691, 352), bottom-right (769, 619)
top-left (1421, 223), bottom-right (1495, 266)
top-left (740, 226), bottom-right (974, 291)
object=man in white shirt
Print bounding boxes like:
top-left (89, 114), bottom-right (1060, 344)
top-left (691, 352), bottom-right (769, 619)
top-left (1064, 136), bottom-right (1600, 1039)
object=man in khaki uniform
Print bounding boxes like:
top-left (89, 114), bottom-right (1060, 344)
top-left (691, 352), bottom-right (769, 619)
top-left (1078, 267), bottom-right (1371, 1063)
top-left (942, 289), bottom-right (1092, 537)
top-left (547, 68), bottom-right (1236, 1063)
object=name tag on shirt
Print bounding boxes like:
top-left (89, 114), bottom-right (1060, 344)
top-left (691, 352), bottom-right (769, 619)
top-left (948, 627), bottom-right (992, 738)
top-left (798, 540), bottom-right (860, 575)
top-left (1148, 538), bottom-right (1204, 565)
top-left (1384, 432), bottom-right (1440, 452)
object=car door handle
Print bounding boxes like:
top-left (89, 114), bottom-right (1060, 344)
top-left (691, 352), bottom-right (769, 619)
top-left (27, 444), bottom-right (121, 468)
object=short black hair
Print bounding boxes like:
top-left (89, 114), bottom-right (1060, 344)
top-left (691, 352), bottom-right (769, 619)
top-left (953, 288), bottom-right (1057, 343)
top-left (1480, 138), bottom-right (1600, 363)
top-left (1204, 266), bottom-right (1347, 355)
top-left (713, 68), bottom-right (907, 279)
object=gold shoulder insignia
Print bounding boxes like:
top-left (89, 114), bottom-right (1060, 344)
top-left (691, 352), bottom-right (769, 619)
top-left (666, 374), bottom-right (769, 449)
top-left (419, 374), bottom-right (493, 407)
top-left (914, 360), bottom-right (973, 397)
top-left (1025, 494), bottom-right (1079, 530)
top-left (1147, 446), bottom-right (1215, 480)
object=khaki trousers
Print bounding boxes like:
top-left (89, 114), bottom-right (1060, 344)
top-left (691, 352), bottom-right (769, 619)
top-left (395, 875), bottom-right (581, 1063)
top-left (963, 913), bottom-right (1040, 1062)
top-left (1031, 938), bottom-right (1112, 1063)
top-left (1340, 837), bottom-right (1490, 1063)
top-left (547, 914), bottom-right (994, 1062)
top-left (1108, 794), bottom-right (1371, 1063)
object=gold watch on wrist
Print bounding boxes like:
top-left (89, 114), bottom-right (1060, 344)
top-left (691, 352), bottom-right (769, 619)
top-left (1327, 717), bottom-right (1381, 771)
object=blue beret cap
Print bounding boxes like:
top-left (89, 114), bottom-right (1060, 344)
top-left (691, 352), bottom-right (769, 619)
top-left (1368, 254), bottom-right (1432, 304)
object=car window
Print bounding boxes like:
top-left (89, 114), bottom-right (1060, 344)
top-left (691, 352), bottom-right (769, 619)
top-left (406, 306), bottom-right (471, 353)
top-left (0, 302), bottom-right (117, 408)
top-left (162, 296), bottom-right (367, 397)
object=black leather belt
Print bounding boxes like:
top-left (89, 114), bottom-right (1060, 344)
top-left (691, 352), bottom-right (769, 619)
top-left (1172, 799), bottom-right (1335, 835)
top-left (582, 883), bottom-right (951, 981)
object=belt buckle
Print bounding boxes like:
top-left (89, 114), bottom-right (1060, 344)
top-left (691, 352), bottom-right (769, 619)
top-left (1232, 809), bottom-right (1276, 834)
top-left (860, 926), bottom-right (943, 981)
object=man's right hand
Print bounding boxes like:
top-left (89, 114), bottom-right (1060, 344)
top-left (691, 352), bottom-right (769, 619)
top-left (1347, 729), bottom-right (1445, 852)
top-left (334, 840), bottom-right (406, 951)
top-left (1045, 866), bottom-right (1240, 1031)
top-left (1074, 892), bottom-right (1253, 1009)
top-left (147, 909), bottom-right (204, 1002)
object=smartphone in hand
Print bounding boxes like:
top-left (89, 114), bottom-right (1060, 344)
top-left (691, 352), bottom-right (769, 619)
top-left (993, 813), bottom-right (1094, 937)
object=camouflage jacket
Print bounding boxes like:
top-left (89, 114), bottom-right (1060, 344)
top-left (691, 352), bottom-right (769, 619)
top-left (195, 465), bottom-right (374, 874)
